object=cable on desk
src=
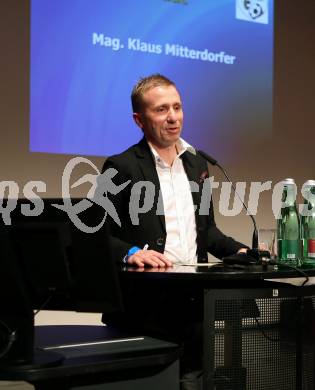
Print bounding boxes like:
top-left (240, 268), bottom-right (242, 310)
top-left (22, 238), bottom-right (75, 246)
top-left (253, 262), bottom-right (310, 344)
top-left (0, 320), bottom-right (16, 359)
top-left (33, 290), bottom-right (55, 316)
top-left (273, 261), bottom-right (309, 287)
top-left (253, 317), bottom-right (279, 343)
top-left (0, 291), bottom-right (55, 360)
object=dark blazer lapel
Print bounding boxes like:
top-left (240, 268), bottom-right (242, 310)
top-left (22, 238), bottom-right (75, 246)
top-left (181, 150), bottom-right (203, 208)
top-left (134, 138), bottom-right (166, 232)
top-left (181, 150), bottom-right (209, 262)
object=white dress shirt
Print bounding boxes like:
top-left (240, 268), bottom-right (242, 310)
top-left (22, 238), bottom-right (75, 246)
top-left (149, 139), bottom-right (198, 264)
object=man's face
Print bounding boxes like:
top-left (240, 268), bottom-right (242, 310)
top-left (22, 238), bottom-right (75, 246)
top-left (133, 85), bottom-right (183, 149)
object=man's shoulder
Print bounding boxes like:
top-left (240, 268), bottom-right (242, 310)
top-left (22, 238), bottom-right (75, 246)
top-left (102, 138), bottom-right (149, 172)
top-left (108, 144), bottom-right (137, 162)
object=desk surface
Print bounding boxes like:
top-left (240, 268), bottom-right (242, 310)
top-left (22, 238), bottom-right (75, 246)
top-left (120, 263), bottom-right (315, 286)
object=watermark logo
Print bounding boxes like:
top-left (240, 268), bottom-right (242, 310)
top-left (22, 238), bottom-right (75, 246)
top-left (53, 157), bottom-right (130, 233)
top-left (1, 157), bottom-right (314, 233)
top-left (236, 0), bottom-right (268, 24)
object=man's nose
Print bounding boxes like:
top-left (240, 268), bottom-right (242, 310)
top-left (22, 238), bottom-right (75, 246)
top-left (167, 108), bottom-right (177, 122)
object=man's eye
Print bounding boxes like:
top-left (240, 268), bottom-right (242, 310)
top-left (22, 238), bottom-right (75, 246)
top-left (156, 107), bottom-right (166, 113)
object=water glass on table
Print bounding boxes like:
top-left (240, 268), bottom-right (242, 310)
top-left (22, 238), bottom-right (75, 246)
top-left (258, 228), bottom-right (277, 260)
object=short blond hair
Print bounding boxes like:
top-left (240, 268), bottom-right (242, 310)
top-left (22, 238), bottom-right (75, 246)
top-left (131, 74), bottom-right (176, 113)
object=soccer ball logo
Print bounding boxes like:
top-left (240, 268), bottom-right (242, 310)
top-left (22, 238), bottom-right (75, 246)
top-left (236, 0), bottom-right (268, 24)
top-left (243, 0), bottom-right (264, 20)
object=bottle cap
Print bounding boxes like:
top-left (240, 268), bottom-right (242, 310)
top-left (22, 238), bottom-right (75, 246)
top-left (304, 180), bottom-right (315, 187)
top-left (302, 180), bottom-right (315, 198)
top-left (282, 178), bottom-right (295, 185)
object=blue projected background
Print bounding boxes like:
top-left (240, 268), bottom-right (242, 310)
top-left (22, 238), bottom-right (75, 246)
top-left (30, 0), bottom-right (274, 159)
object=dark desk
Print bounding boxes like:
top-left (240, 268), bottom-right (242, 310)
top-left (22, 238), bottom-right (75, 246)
top-left (120, 262), bottom-right (315, 284)
top-left (120, 263), bottom-right (315, 390)
top-left (0, 325), bottom-right (181, 390)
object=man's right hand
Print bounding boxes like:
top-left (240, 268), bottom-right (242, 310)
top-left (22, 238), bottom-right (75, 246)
top-left (127, 249), bottom-right (173, 268)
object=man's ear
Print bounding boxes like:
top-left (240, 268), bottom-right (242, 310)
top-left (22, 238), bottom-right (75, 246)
top-left (133, 112), bottom-right (144, 129)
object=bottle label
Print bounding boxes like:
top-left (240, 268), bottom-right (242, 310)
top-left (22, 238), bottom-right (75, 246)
top-left (308, 239), bottom-right (315, 258)
top-left (281, 239), bottom-right (301, 260)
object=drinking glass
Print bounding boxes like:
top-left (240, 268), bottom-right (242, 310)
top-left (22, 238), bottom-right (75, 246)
top-left (258, 228), bottom-right (277, 260)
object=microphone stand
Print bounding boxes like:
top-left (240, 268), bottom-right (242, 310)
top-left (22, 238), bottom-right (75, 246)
top-left (198, 150), bottom-right (271, 264)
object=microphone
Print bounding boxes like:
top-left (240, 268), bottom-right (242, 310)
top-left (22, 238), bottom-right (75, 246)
top-left (198, 150), bottom-right (270, 264)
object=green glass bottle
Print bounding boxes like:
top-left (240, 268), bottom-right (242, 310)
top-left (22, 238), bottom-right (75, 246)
top-left (301, 180), bottom-right (315, 267)
top-left (277, 178), bottom-right (302, 266)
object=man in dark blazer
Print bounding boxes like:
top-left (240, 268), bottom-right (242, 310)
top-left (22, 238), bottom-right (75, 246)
top-left (102, 74), bottom-right (247, 389)
top-left (103, 74), bottom-right (246, 266)
top-left (104, 137), bottom-right (245, 262)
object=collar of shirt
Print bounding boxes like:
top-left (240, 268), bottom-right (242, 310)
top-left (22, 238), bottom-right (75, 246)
top-left (148, 138), bottom-right (196, 167)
